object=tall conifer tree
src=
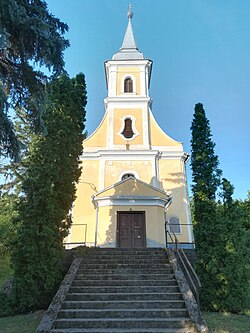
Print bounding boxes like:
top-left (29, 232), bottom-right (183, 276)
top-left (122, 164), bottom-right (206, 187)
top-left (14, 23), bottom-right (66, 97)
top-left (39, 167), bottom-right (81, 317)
top-left (190, 103), bottom-right (222, 308)
top-left (11, 73), bottom-right (87, 311)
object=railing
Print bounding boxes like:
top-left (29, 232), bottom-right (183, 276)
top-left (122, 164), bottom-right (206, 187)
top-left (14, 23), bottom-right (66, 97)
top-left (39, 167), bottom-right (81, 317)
top-left (63, 223), bottom-right (87, 249)
top-left (165, 221), bottom-right (201, 321)
top-left (166, 223), bottom-right (195, 248)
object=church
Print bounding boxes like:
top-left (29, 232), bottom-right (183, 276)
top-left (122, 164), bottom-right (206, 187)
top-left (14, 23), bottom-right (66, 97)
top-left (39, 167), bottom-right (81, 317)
top-left (66, 8), bottom-right (193, 249)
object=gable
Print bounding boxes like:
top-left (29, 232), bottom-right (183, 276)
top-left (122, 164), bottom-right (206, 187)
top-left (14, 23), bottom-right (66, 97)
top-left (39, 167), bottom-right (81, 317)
top-left (149, 112), bottom-right (182, 147)
top-left (83, 112), bottom-right (108, 149)
top-left (95, 177), bottom-right (169, 200)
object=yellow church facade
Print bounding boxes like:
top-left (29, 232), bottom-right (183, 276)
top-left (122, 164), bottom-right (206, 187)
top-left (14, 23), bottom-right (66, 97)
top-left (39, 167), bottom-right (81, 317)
top-left (66, 9), bottom-right (193, 249)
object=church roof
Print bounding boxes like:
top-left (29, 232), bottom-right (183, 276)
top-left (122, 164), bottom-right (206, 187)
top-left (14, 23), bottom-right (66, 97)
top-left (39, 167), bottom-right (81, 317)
top-left (112, 6), bottom-right (144, 60)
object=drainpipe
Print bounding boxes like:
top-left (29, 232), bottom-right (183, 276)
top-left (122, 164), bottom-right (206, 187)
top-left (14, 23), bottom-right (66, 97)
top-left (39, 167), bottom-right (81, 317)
top-left (154, 151), bottom-right (162, 187)
top-left (181, 152), bottom-right (193, 246)
top-left (164, 196), bottom-right (172, 248)
top-left (92, 196), bottom-right (99, 247)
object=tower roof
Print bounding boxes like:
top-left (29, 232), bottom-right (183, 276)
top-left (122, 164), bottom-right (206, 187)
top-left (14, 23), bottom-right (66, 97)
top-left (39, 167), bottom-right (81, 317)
top-left (112, 5), bottom-right (144, 60)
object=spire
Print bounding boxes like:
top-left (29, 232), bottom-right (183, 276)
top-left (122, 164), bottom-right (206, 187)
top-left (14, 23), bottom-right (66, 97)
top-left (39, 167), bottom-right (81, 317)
top-left (112, 5), bottom-right (144, 60)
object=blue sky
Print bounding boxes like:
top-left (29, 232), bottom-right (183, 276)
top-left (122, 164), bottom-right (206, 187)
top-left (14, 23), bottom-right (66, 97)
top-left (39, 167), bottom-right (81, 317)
top-left (46, 0), bottom-right (250, 200)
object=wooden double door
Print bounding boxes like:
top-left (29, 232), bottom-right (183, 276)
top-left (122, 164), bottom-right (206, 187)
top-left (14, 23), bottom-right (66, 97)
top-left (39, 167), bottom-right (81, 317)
top-left (117, 211), bottom-right (146, 248)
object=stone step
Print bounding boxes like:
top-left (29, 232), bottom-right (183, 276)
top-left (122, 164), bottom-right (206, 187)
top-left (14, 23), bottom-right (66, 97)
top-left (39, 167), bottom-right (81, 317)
top-left (78, 263), bottom-right (172, 270)
top-left (79, 254), bottom-right (168, 259)
top-left (57, 308), bottom-right (189, 319)
top-left (81, 250), bottom-right (168, 255)
top-left (74, 273), bottom-right (176, 280)
top-left (69, 285), bottom-right (180, 294)
top-left (76, 268), bottom-right (173, 275)
top-left (66, 292), bottom-right (183, 302)
top-left (79, 252), bottom-right (167, 258)
top-left (82, 248), bottom-right (166, 253)
top-left (51, 329), bottom-right (195, 333)
top-left (80, 258), bottom-right (169, 264)
top-left (71, 279), bottom-right (178, 286)
top-left (53, 317), bottom-right (193, 329)
top-left (61, 300), bottom-right (186, 310)
top-left (42, 249), bottom-right (199, 333)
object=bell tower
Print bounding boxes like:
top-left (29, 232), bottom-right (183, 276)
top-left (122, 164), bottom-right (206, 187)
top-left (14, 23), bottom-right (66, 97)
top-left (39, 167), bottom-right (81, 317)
top-left (69, 6), bottom-right (193, 249)
top-left (104, 6), bottom-right (153, 150)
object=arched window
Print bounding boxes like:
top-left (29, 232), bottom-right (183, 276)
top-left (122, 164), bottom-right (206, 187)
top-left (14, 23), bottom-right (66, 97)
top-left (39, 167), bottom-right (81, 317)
top-left (121, 118), bottom-right (134, 139)
top-left (121, 173), bottom-right (135, 181)
top-left (124, 77), bottom-right (133, 93)
top-left (168, 217), bottom-right (181, 234)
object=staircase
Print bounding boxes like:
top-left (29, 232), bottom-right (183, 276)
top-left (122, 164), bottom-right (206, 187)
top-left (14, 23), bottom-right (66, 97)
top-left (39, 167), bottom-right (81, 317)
top-left (50, 248), bottom-right (197, 333)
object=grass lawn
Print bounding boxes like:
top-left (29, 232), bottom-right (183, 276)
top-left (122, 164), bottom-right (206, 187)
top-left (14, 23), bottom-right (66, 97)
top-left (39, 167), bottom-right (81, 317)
top-left (204, 311), bottom-right (250, 333)
top-left (0, 311), bottom-right (45, 333)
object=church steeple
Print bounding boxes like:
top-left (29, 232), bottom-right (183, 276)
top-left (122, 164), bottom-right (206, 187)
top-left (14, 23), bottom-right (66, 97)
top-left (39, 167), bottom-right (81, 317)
top-left (112, 5), bottom-right (144, 60)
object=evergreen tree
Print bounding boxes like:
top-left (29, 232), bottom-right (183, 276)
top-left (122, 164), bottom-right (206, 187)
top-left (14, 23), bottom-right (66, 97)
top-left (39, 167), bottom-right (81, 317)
top-left (0, 194), bottom-right (18, 256)
top-left (190, 103), bottom-right (222, 309)
top-left (0, 0), bottom-right (69, 159)
top-left (215, 178), bottom-right (249, 312)
top-left (0, 107), bottom-right (35, 194)
top-left (11, 73), bottom-right (87, 311)
top-left (190, 103), bottom-right (221, 201)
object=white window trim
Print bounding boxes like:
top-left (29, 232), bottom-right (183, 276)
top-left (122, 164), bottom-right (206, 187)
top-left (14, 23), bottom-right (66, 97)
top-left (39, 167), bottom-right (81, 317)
top-left (117, 115), bottom-right (140, 141)
top-left (120, 170), bottom-right (140, 181)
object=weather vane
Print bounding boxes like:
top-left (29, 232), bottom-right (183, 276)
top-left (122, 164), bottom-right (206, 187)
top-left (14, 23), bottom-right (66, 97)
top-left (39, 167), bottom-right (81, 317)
top-left (127, 4), bottom-right (133, 19)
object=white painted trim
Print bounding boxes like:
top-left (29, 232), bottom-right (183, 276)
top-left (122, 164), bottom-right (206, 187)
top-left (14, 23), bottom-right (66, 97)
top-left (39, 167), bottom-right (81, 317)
top-left (95, 197), bottom-right (169, 208)
top-left (80, 150), bottom-right (186, 161)
top-left (140, 67), bottom-right (147, 97)
top-left (180, 156), bottom-right (193, 243)
top-left (81, 150), bottom-right (158, 157)
top-left (104, 97), bottom-right (151, 103)
top-left (105, 59), bottom-right (153, 67)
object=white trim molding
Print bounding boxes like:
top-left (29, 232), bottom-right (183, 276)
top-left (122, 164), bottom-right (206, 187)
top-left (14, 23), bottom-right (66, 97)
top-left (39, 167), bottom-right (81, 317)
top-left (93, 195), bottom-right (170, 208)
top-left (120, 170), bottom-right (140, 180)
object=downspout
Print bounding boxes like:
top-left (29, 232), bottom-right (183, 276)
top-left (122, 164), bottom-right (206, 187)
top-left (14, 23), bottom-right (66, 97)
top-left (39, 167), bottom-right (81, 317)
top-left (164, 195), bottom-right (172, 248)
top-left (154, 151), bottom-right (162, 187)
top-left (92, 195), bottom-right (99, 247)
top-left (181, 153), bottom-right (193, 246)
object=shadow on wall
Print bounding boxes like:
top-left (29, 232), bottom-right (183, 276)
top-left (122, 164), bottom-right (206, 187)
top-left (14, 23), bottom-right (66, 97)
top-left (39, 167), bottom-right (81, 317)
top-left (161, 172), bottom-right (183, 185)
top-left (99, 175), bottom-right (188, 248)
top-left (150, 176), bottom-right (163, 190)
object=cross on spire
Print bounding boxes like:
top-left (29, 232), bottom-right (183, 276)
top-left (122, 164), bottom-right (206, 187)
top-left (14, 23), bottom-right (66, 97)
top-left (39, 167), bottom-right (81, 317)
top-left (112, 5), bottom-right (144, 60)
top-left (127, 4), bottom-right (133, 19)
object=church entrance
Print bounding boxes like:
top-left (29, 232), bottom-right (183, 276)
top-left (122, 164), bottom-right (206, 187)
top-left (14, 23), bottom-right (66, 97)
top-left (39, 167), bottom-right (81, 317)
top-left (117, 211), bottom-right (146, 248)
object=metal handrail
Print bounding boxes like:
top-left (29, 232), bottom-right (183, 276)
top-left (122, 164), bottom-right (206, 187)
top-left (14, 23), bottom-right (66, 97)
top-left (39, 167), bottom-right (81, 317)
top-left (165, 221), bottom-right (201, 321)
top-left (63, 223), bottom-right (87, 248)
